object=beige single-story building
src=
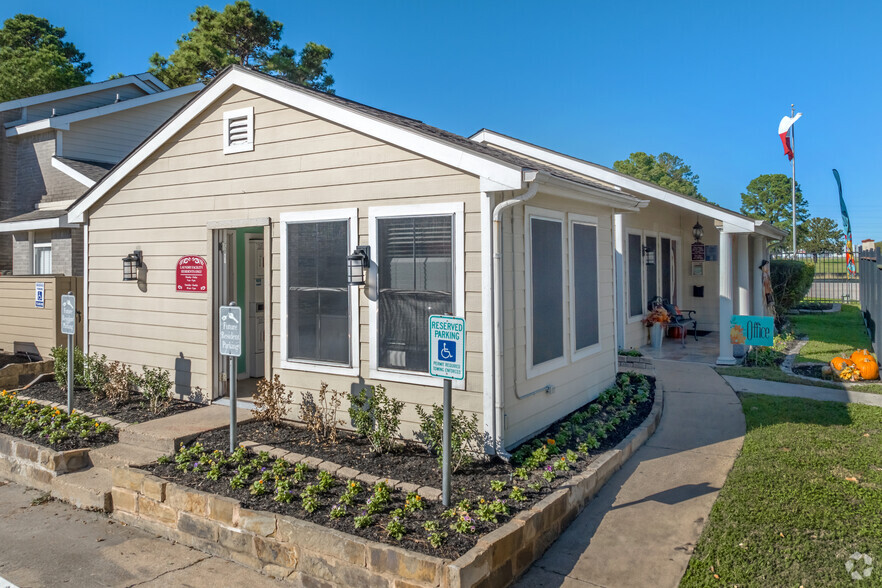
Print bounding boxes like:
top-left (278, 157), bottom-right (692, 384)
top-left (67, 65), bottom-right (648, 453)
top-left (469, 131), bottom-right (787, 364)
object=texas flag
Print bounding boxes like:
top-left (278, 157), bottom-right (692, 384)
top-left (778, 113), bottom-right (802, 160)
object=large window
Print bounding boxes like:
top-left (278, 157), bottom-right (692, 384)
top-left (281, 210), bottom-right (357, 374)
top-left (526, 208), bottom-right (566, 377)
top-left (627, 232), bottom-right (643, 317)
top-left (571, 218), bottom-right (599, 356)
top-left (33, 243), bottom-right (51, 275)
top-left (377, 215), bottom-right (452, 373)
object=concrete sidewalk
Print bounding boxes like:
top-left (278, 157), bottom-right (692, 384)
top-left (514, 360), bottom-right (745, 588)
top-left (723, 375), bottom-right (882, 407)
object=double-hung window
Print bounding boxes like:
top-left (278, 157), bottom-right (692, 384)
top-left (626, 231), bottom-right (643, 319)
top-left (570, 215), bottom-right (600, 359)
top-left (369, 203), bottom-right (464, 385)
top-left (526, 207), bottom-right (566, 377)
top-left (280, 209), bottom-right (358, 375)
top-left (33, 242), bottom-right (52, 275)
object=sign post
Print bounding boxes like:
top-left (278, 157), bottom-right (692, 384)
top-left (61, 293), bottom-right (76, 415)
top-left (220, 303), bottom-right (242, 453)
top-left (428, 315), bottom-right (465, 507)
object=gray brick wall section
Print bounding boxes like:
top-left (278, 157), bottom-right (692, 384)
top-left (16, 132), bottom-right (87, 212)
top-left (70, 227), bottom-right (83, 276)
top-left (0, 109), bottom-right (22, 271)
top-left (12, 232), bottom-right (31, 275)
top-left (50, 228), bottom-right (72, 276)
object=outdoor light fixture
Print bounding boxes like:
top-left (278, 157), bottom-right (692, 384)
top-left (347, 245), bottom-right (370, 286)
top-left (122, 250), bottom-right (142, 281)
top-left (642, 245), bottom-right (656, 265)
top-left (693, 217), bottom-right (704, 242)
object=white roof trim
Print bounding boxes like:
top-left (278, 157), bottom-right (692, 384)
top-left (51, 157), bottom-right (96, 188)
top-left (534, 172), bottom-right (648, 211)
top-left (7, 83), bottom-right (203, 137)
top-left (69, 68), bottom-right (523, 223)
top-left (0, 74), bottom-right (165, 113)
top-left (0, 214), bottom-right (72, 233)
top-left (471, 129), bottom-right (757, 233)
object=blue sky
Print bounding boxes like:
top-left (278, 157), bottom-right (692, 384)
top-left (5, 1), bottom-right (881, 242)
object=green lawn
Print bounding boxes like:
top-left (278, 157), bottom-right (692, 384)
top-left (790, 304), bottom-right (872, 364)
top-left (715, 366), bottom-right (882, 395)
top-left (681, 394), bottom-right (882, 587)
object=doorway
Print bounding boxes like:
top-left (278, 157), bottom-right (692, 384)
top-left (213, 226), bottom-right (266, 403)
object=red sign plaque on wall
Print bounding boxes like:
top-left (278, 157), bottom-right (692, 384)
top-left (176, 256), bottom-right (207, 292)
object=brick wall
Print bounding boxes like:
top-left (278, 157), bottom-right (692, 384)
top-left (16, 132), bottom-right (87, 212)
top-left (12, 232), bottom-right (31, 275)
top-left (50, 228), bottom-right (72, 275)
top-left (0, 109), bottom-right (22, 271)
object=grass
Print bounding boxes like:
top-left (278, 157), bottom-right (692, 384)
top-left (715, 367), bottom-right (882, 395)
top-left (681, 394), bottom-right (882, 587)
top-left (790, 303), bottom-right (872, 364)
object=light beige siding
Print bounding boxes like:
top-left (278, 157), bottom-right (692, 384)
top-left (86, 87), bottom-right (484, 436)
top-left (0, 276), bottom-right (82, 358)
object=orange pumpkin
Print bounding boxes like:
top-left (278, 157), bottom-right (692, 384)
top-left (831, 357), bottom-right (855, 372)
top-left (856, 355), bottom-right (879, 380)
top-left (851, 349), bottom-right (872, 363)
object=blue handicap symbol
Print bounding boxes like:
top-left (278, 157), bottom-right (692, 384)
top-left (437, 340), bottom-right (456, 363)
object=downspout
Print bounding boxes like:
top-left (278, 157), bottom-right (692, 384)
top-left (492, 174), bottom-right (539, 456)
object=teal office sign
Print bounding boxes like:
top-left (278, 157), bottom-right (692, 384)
top-left (730, 315), bottom-right (774, 347)
top-left (428, 315), bottom-right (465, 380)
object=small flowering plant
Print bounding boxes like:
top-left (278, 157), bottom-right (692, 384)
top-left (450, 512), bottom-right (476, 535)
top-left (0, 390), bottom-right (114, 448)
top-left (642, 306), bottom-right (671, 327)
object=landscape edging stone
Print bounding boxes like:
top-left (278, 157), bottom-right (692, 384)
top-left (0, 431), bottom-right (90, 491)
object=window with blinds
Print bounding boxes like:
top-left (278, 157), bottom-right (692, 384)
top-left (530, 217), bottom-right (564, 366)
top-left (222, 107), bottom-right (254, 154)
top-left (377, 215), bottom-right (452, 373)
top-left (286, 220), bottom-right (350, 364)
top-left (33, 244), bottom-right (51, 275)
top-left (572, 222), bottom-right (599, 351)
top-left (627, 233), bottom-right (643, 317)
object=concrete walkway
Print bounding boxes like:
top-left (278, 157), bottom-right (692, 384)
top-left (515, 360), bottom-right (745, 588)
top-left (723, 375), bottom-right (882, 407)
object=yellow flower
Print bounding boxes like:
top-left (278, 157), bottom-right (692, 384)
top-left (547, 439), bottom-right (555, 445)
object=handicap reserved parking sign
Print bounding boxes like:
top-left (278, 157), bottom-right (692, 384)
top-left (429, 315), bottom-right (465, 380)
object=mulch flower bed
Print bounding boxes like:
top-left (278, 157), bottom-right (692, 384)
top-left (0, 353), bottom-right (33, 370)
top-left (21, 381), bottom-right (201, 424)
top-left (145, 373), bottom-right (655, 558)
top-left (792, 364), bottom-right (826, 379)
top-left (0, 390), bottom-right (118, 451)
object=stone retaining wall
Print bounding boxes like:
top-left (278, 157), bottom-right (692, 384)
top-left (0, 359), bottom-right (54, 390)
top-left (0, 431), bottom-right (90, 491)
top-left (109, 386), bottom-right (664, 587)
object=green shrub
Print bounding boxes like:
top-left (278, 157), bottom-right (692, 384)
top-left (348, 384), bottom-right (403, 453)
top-left (50, 346), bottom-right (86, 391)
top-left (83, 353), bottom-right (109, 400)
top-left (770, 259), bottom-right (815, 314)
top-left (139, 365), bottom-right (172, 414)
top-left (415, 403), bottom-right (483, 473)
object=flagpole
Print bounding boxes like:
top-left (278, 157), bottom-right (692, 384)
top-left (791, 104), bottom-right (797, 255)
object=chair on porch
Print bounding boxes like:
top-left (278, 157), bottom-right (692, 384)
top-left (648, 296), bottom-right (698, 342)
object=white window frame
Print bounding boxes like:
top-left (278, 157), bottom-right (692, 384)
top-left (525, 206), bottom-right (568, 379)
top-left (33, 241), bottom-right (52, 275)
top-left (279, 208), bottom-right (359, 376)
top-left (223, 106), bottom-right (254, 154)
top-left (625, 229), bottom-right (645, 323)
top-left (569, 214), bottom-right (602, 362)
top-left (656, 232), bottom-right (681, 305)
top-left (368, 202), bottom-right (465, 389)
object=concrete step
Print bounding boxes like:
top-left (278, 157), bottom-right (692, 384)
top-left (119, 405), bottom-right (253, 454)
top-left (51, 466), bottom-right (112, 512)
top-left (89, 443), bottom-right (167, 469)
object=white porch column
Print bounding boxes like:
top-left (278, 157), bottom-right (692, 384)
top-left (737, 234), bottom-right (750, 315)
top-left (752, 236), bottom-right (766, 315)
top-left (717, 230), bottom-right (736, 365)
top-left (614, 214), bottom-right (625, 349)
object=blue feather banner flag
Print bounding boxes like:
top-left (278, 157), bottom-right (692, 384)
top-left (833, 169), bottom-right (856, 277)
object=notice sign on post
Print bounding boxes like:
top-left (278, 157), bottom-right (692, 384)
top-left (429, 315), bottom-right (465, 380)
top-left (730, 315), bottom-right (774, 347)
top-left (219, 305), bottom-right (242, 357)
top-left (61, 295), bottom-right (76, 335)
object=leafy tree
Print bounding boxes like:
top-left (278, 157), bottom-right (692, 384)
top-left (613, 152), bottom-right (706, 201)
top-left (740, 173), bottom-right (809, 250)
top-left (149, 1), bottom-right (334, 92)
top-left (0, 14), bottom-right (92, 102)
top-left (802, 217), bottom-right (845, 259)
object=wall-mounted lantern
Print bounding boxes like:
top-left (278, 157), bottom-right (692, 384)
top-left (122, 250), bottom-right (142, 281)
top-left (692, 217), bottom-right (704, 242)
top-left (347, 245), bottom-right (370, 286)
top-left (642, 245), bottom-right (656, 266)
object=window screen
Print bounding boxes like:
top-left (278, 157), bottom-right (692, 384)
top-left (286, 220), bottom-right (349, 364)
top-left (378, 215), bottom-right (452, 373)
top-left (531, 218), bottom-right (563, 365)
top-left (627, 233), bottom-right (643, 316)
top-left (645, 235), bottom-right (657, 308)
top-left (660, 237), bottom-right (672, 301)
top-left (573, 223), bottom-right (599, 350)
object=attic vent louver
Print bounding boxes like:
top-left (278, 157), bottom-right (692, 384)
top-left (223, 107), bottom-right (254, 154)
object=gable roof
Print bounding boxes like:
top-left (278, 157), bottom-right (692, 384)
top-left (471, 129), bottom-right (787, 239)
top-left (6, 83), bottom-right (203, 137)
top-left (0, 73), bottom-right (169, 113)
top-left (69, 66), bottom-right (643, 223)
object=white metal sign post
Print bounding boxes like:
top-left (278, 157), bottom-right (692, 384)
top-left (61, 293), bottom-right (76, 415)
top-left (220, 303), bottom-right (242, 453)
top-left (428, 315), bottom-right (465, 507)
